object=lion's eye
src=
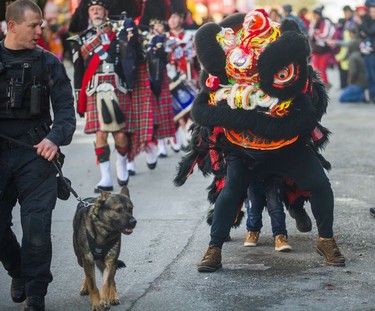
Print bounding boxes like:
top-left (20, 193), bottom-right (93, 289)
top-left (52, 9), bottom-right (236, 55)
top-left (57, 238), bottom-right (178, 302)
top-left (273, 64), bottom-right (297, 87)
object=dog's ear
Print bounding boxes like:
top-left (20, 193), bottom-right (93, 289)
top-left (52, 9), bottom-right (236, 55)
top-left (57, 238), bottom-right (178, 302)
top-left (120, 186), bottom-right (130, 198)
top-left (99, 191), bottom-right (111, 201)
top-left (92, 191), bottom-right (111, 216)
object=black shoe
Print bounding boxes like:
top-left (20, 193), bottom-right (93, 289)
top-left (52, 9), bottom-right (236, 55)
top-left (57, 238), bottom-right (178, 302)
top-left (171, 145), bottom-right (180, 153)
top-left (94, 185), bottom-right (113, 193)
top-left (117, 176), bottom-right (129, 186)
top-left (128, 170), bottom-right (136, 176)
top-left (158, 153), bottom-right (167, 158)
top-left (288, 206), bottom-right (312, 233)
top-left (370, 208), bottom-right (375, 217)
top-left (24, 296), bottom-right (45, 311)
top-left (11, 277), bottom-right (26, 303)
top-left (146, 161), bottom-right (157, 170)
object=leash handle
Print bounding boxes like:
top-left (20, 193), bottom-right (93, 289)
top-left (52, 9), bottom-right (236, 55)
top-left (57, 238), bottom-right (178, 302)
top-left (51, 159), bottom-right (80, 200)
top-left (0, 133), bottom-right (85, 204)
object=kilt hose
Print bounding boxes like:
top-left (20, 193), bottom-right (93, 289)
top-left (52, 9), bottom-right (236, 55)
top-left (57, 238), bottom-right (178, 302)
top-left (83, 65), bottom-right (172, 160)
top-left (83, 65), bottom-right (153, 159)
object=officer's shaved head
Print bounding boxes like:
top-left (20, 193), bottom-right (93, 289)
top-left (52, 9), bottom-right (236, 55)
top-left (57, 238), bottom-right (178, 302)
top-left (5, 0), bottom-right (42, 24)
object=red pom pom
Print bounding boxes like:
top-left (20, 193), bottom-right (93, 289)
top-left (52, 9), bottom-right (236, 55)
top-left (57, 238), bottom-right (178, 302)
top-left (206, 74), bottom-right (220, 90)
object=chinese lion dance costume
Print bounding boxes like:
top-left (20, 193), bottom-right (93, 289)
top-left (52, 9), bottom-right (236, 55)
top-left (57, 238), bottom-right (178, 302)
top-left (174, 9), bottom-right (331, 225)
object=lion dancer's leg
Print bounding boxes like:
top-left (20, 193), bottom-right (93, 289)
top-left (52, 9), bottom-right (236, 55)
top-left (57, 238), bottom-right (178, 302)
top-left (113, 131), bottom-right (129, 186)
top-left (95, 131), bottom-right (113, 193)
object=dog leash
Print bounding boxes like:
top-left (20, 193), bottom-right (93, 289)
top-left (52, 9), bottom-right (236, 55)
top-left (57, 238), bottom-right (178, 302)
top-left (0, 133), bottom-right (92, 207)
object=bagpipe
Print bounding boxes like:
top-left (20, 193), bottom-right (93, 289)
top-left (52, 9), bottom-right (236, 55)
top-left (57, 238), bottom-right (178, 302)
top-left (112, 12), bottom-right (145, 91)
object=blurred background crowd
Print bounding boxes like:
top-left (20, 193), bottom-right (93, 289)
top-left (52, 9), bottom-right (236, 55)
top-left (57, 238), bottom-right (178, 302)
top-left (1, 0), bottom-right (375, 103)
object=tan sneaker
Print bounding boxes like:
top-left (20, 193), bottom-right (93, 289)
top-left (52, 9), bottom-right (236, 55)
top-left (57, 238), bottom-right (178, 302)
top-left (316, 237), bottom-right (345, 267)
top-left (244, 231), bottom-right (260, 247)
top-left (274, 234), bottom-right (292, 252)
top-left (197, 245), bottom-right (222, 272)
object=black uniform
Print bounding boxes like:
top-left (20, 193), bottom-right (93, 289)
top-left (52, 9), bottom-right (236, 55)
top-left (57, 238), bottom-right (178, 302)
top-left (0, 41), bottom-right (76, 297)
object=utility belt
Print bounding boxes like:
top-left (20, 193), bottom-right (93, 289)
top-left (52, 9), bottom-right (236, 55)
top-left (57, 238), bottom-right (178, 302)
top-left (0, 122), bottom-right (50, 149)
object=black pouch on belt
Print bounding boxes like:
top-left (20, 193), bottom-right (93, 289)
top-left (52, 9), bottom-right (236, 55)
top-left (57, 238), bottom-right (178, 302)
top-left (57, 175), bottom-right (71, 200)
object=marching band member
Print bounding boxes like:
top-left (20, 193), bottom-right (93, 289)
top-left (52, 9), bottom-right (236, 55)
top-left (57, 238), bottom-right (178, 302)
top-left (147, 19), bottom-right (176, 158)
top-left (69, 0), bottom-right (156, 191)
top-left (166, 1), bottom-right (199, 152)
top-left (139, 0), bottom-right (179, 158)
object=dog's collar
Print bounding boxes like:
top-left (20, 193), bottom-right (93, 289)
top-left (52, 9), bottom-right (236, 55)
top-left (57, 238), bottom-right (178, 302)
top-left (86, 230), bottom-right (118, 260)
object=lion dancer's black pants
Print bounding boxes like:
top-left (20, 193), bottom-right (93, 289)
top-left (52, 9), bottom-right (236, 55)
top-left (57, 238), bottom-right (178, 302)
top-left (0, 144), bottom-right (57, 297)
top-left (210, 141), bottom-right (334, 248)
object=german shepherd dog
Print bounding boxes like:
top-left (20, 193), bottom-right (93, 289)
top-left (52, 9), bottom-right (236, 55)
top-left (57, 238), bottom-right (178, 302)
top-left (73, 186), bottom-right (136, 311)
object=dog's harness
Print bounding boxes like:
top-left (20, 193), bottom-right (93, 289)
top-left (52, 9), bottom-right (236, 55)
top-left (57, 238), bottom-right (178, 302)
top-left (86, 230), bottom-right (119, 261)
top-left (77, 199), bottom-right (119, 261)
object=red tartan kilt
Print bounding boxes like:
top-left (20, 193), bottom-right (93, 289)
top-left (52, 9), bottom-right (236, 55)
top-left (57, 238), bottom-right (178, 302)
top-left (151, 71), bottom-right (175, 139)
top-left (84, 74), bottom-right (132, 134)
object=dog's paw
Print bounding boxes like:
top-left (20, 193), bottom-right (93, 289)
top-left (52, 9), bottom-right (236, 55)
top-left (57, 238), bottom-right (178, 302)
top-left (92, 304), bottom-right (110, 311)
top-left (99, 299), bottom-right (110, 310)
top-left (80, 287), bottom-right (89, 296)
top-left (109, 297), bottom-right (120, 305)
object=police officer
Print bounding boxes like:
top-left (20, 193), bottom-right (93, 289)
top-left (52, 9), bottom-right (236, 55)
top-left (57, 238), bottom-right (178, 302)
top-left (0, 1), bottom-right (76, 310)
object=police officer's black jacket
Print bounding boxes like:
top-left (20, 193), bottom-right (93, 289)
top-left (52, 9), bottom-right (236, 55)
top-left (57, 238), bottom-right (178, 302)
top-left (0, 41), bottom-right (76, 146)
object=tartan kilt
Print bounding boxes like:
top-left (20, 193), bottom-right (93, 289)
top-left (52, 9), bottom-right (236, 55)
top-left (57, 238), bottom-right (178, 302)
top-left (151, 71), bottom-right (175, 139)
top-left (84, 74), bottom-right (132, 134)
top-left (128, 63), bottom-right (154, 157)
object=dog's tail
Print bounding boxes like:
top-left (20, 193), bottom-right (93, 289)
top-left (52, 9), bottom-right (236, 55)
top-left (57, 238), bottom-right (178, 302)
top-left (117, 260), bottom-right (126, 269)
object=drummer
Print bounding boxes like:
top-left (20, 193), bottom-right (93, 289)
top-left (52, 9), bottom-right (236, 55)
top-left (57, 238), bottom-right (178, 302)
top-left (165, 2), bottom-right (199, 152)
top-left (147, 18), bottom-right (176, 158)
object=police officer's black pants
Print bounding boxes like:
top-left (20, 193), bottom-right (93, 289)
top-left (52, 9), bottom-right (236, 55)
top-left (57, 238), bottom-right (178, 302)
top-left (0, 146), bottom-right (57, 297)
top-left (210, 142), bottom-right (334, 248)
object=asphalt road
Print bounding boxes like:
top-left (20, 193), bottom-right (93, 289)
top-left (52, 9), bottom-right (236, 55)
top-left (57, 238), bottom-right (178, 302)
top-left (1, 68), bottom-right (375, 311)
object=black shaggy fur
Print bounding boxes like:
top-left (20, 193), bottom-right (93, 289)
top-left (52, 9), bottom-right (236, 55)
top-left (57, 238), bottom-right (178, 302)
top-left (194, 23), bottom-right (228, 85)
top-left (258, 23), bottom-right (310, 100)
top-left (174, 10), bottom-right (332, 226)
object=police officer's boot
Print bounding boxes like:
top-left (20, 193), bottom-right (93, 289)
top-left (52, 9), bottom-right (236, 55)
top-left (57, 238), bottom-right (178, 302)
top-left (11, 276), bottom-right (26, 303)
top-left (24, 295), bottom-right (45, 311)
top-left (0, 230), bottom-right (25, 303)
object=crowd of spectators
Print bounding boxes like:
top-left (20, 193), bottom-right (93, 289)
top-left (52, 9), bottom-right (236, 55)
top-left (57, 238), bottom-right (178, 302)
top-left (1, 1), bottom-right (375, 104)
top-left (268, 2), bottom-right (375, 104)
